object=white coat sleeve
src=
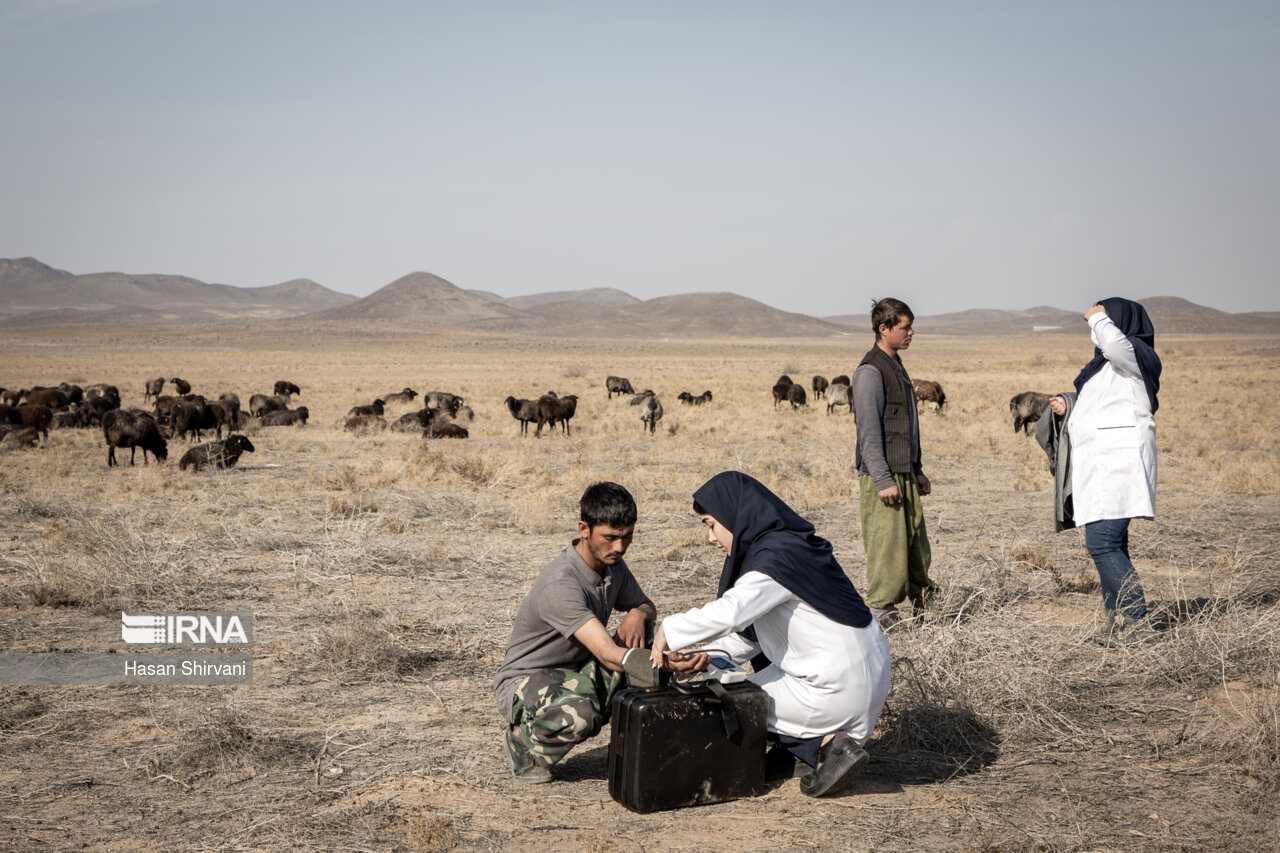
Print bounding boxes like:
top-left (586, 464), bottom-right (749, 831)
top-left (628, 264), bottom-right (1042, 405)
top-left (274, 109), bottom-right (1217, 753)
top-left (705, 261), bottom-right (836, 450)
top-left (1089, 313), bottom-right (1140, 379)
top-left (661, 572), bottom-right (794, 653)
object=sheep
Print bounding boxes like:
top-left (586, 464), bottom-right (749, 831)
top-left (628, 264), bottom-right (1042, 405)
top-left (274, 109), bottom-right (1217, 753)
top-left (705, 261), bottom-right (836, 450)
top-left (218, 391), bottom-right (241, 408)
top-left (179, 434), bottom-right (255, 472)
top-left (640, 395), bottom-right (663, 434)
top-left (347, 399), bottom-right (386, 418)
top-left (103, 409), bottom-right (168, 467)
top-left (826, 382), bottom-right (853, 415)
top-left (772, 382), bottom-right (792, 408)
top-left (84, 383), bottom-right (120, 403)
top-left (260, 406), bottom-right (309, 427)
top-left (249, 394), bottom-right (289, 418)
top-left (535, 394), bottom-right (579, 437)
top-left (504, 396), bottom-right (539, 435)
top-left (0, 426), bottom-right (39, 450)
top-left (24, 388), bottom-right (69, 410)
top-left (208, 399), bottom-right (240, 437)
top-left (144, 377), bottom-right (165, 402)
top-left (170, 377), bottom-right (191, 395)
top-left (629, 390), bottom-right (655, 405)
top-left (678, 391), bottom-right (712, 406)
top-left (425, 422), bottom-right (469, 439)
top-left (786, 384), bottom-right (807, 409)
top-left (606, 376), bottom-right (635, 399)
top-left (345, 414), bottom-right (387, 433)
top-left (273, 380), bottom-right (301, 399)
top-left (391, 409), bottom-right (435, 432)
top-left (830, 374), bottom-right (851, 388)
top-left (422, 391), bottom-right (464, 415)
top-left (51, 405), bottom-right (89, 429)
top-left (452, 405), bottom-right (475, 423)
top-left (0, 404), bottom-right (20, 426)
top-left (382, 387), bottom-right (418, 405)
top-left (911, 379), bottom-right (947, 412)
top-left (58, 383), bottom-right (83, 405)
top-left (16, 404), bottom-right (53, 438)
top-left (1010, 391), bottom-right (1053, 435)
top-left (812, 375), bottom-right (829, 400)
top-left (171, 401), bottom-right (217, 441)
top-left (776, 375), bottom-right (793, 387)
top-left (153, 395), bottom-right (184, 422)
top-left (83, 394), bottom-right (120, 426)
top-left (0, 388), bottom-right (18, 406)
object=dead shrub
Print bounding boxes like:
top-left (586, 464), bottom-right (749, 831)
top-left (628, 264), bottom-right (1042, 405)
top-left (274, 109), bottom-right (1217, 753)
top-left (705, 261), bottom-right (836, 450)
top-left (406, 814), bottom-right (461, 852)
top-left (143, 701), bottom-right (313, 777)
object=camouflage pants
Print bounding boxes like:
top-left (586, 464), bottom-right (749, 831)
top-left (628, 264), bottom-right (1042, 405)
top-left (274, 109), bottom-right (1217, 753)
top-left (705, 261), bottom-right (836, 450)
top-left (509, 658), bottom-right (622, 768)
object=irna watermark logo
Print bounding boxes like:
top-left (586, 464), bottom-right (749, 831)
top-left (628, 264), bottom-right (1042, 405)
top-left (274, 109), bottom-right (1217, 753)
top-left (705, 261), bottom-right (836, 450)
top-left (121, 612), bottom-right (253, 647)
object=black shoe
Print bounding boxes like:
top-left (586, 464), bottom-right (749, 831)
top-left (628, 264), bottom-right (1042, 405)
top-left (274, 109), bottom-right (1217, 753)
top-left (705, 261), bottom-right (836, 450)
top-left (800, 733), bottom-right (869, 798)
top-left (765, 744), bottom-right (809, 781)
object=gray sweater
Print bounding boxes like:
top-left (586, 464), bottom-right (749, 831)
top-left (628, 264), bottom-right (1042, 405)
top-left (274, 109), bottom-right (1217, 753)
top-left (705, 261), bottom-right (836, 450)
top-left (852, 361), bottom-right (922, 490)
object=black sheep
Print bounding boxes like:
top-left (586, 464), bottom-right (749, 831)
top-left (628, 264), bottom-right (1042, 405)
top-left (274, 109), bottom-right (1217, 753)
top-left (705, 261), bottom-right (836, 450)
top-left (179, 434), bottom-right (255, 471)
top-left (104, 409), bottom-right (168, 467)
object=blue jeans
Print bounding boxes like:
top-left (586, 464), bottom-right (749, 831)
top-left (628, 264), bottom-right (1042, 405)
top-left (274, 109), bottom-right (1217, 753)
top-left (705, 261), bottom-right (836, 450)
top-left (1084, 518), bottom-right (1147, 619)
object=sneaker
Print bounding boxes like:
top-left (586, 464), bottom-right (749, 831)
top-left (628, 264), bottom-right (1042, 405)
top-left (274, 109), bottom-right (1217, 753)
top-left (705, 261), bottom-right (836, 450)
top-left (1091, 610), bottom-right (1118, 646)
top-left (622, 647), bottom-right (659, 688)
top-left (800, 733), bottom-right (869, 798)
top-left (870, 607), bottom-right (901, 631)
top-left (1109, 614), bottom-right (1160, 647)
top-left (503, 727), bottom-right (551, 785)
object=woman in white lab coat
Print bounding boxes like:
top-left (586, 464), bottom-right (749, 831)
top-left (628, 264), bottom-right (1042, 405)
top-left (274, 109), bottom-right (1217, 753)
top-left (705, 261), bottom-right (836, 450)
top-left (1050, 298), bottom-right (1161, 644)
top-left (650, 471), bottom-right (891, 798)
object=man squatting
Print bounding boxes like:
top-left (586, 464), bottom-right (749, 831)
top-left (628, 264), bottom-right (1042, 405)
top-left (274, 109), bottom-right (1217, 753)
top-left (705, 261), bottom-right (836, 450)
top-left (492, 482), bottom-right (706, 784)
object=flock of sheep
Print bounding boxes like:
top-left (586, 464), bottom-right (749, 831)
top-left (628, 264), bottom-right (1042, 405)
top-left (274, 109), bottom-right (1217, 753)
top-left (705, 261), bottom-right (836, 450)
top-left (0, 371), bottom-right (1057, 468)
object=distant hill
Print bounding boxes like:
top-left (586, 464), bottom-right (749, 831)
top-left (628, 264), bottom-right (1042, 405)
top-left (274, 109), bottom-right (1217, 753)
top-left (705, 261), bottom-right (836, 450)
top-left (323, 280), bottom-right (852, 338)
top-left (625, 293), bottom-right (851, 338)
top-left (311, 272), bottom-right (530, 327)
top-left (498, 288), bottom-right (641, 310)
top-left (0, 257), bottom-right (356, 324)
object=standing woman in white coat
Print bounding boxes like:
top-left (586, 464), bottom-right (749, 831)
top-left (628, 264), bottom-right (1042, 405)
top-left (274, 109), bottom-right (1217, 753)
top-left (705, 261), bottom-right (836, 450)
top-left (1049, 298), bottom-right (1162, 645)
top-left (650, 471), bottom-right (891, 798)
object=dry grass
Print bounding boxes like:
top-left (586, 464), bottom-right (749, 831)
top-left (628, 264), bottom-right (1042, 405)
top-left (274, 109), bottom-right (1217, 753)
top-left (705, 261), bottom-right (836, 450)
top-left (0, 323), bottom-right (1278, 851)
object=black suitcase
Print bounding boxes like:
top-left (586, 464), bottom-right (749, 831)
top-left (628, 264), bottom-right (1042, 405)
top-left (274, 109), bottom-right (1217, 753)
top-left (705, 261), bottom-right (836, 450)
top-left (608, 679), bottom-right (768, 813)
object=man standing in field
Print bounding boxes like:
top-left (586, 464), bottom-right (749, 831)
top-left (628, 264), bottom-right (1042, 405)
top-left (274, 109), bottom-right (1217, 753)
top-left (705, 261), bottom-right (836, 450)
top-left (493, 482), bottom-right (703, 784)
top-left (852, 297), bottom-right (937, 628)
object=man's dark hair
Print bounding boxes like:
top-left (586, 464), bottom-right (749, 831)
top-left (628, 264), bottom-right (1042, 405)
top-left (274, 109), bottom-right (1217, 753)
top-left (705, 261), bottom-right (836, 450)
top-left (871, 297), bottom-right (914, 339)
top-left (580, 482), bottom-right (637, 529)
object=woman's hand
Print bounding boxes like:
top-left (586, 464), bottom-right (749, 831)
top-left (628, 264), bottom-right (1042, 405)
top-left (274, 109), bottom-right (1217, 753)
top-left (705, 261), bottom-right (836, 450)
top-left (1083, 304), bottom-right (1106, 321)
top-left (664, 650), bottom-right (711, 679)
top-left (649, 624), bottom-right (668, 668)
top-left (1050, 395), bottom-right (1066, 416)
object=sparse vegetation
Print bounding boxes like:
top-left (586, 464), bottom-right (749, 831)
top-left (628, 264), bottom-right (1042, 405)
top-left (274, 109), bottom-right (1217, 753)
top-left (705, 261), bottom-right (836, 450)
top-left (0, 323), bottom-right (1277, 851)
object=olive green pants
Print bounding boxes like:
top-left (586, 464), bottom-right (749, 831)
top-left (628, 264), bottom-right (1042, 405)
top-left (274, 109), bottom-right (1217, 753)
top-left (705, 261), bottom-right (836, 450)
top-left (859, 473), bottom-right (935, 610)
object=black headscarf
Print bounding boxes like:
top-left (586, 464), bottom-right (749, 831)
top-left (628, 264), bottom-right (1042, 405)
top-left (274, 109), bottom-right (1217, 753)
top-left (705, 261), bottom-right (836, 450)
top-left (693, 471), bottom-right (871, 642)
top-left (1072, 297), bottom-right (1162, 413)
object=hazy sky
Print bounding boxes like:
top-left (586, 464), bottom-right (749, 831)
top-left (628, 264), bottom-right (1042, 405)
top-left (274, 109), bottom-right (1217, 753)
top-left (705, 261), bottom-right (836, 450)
top-left (2, 1), bottom-right (1277, 316)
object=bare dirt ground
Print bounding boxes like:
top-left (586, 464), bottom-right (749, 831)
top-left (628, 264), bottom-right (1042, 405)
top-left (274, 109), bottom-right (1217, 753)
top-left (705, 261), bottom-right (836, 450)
top-left (1, 321), bottom-right (1277, 852)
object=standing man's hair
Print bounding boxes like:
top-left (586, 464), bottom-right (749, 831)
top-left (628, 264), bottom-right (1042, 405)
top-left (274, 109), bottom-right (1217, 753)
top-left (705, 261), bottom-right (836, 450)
top-left (871, 298), bottom-right (914, 339)
top-left (580, 482), bottom-right (638, 529)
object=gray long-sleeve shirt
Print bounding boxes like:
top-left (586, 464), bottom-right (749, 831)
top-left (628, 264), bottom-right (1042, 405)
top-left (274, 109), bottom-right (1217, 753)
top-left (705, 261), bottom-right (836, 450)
top-left (852, 361), bottom-right (922, 491)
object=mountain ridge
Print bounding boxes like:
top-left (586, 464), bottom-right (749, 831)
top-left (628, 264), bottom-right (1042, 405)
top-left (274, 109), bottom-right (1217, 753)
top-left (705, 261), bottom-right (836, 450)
top-left (3, 257), bottom-right (1277, 337)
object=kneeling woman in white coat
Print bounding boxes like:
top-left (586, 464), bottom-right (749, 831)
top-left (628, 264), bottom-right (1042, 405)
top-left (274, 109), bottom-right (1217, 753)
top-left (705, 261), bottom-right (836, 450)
top-left (650, 471), bottom-right (891, 798)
